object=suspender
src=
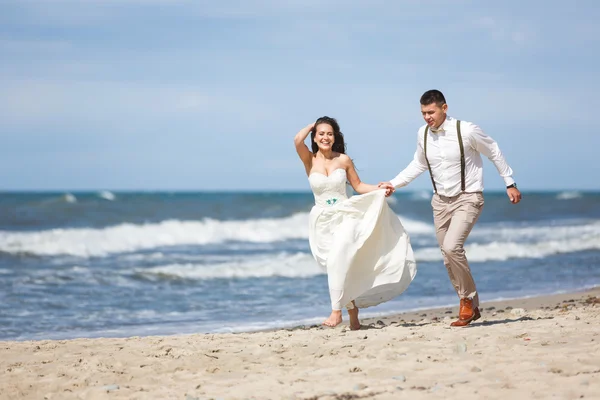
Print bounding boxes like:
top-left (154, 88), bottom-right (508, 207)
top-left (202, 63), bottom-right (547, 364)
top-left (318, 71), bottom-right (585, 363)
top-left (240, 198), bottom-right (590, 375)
top-left (423, 125), bottom-right (436, 192)
top-left (424, 120), bottom-right (465, 194)
top-left (457, 120), bottom-right (466, 192)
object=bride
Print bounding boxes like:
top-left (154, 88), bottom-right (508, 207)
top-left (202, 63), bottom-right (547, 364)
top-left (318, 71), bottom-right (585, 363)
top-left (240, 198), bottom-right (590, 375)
top-left (294, 116), bottom-right (417, 330)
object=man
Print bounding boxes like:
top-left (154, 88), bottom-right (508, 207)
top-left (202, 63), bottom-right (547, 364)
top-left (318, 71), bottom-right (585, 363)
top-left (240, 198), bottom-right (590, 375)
top-left (379, 89), bottom-right (522, 327)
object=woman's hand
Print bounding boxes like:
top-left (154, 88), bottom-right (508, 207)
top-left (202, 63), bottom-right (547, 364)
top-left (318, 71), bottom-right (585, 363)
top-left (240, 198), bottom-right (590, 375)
top-left (377, 182), bottom-right (396, 197)
top-left (379, 182), bottom-right (395, 197)
top-left (295, 122), bottom-right (317, 174)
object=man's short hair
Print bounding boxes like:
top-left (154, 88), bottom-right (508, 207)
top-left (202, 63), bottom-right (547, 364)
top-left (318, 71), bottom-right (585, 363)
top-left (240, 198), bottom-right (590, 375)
top-left (420, 90), bottom-right (446, 106)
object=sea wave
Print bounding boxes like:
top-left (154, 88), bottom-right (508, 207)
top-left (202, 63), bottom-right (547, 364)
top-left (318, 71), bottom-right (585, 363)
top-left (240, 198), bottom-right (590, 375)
top-left (98, 191), bottom-right (116, 201)
top-left (1, 214), bottom-right (598, 261)
top-left (415, 234), bottom-right (600, 262)
top-left (134, 230), bottom-right (600, 280)
top-left (0, 213), bottom-right (433, 257)
top-left (63, 193), bottom-right (77, 203)
top-left (473, 220), bottom-right (600, 242)
top-left (409, 191), bottom-right (432, 201)
top-left (134, 252), bottom-right (321, 280)
top-left (556, 191), bottom-right (582, 200)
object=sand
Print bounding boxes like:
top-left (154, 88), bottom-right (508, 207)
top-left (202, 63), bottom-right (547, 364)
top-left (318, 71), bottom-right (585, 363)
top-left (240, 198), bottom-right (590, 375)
top-left (1, 287), bottom-right (599, 400)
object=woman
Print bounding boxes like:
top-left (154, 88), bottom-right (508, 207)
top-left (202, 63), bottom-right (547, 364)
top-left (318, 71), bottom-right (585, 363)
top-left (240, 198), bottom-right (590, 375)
top-left (294, 116), bottom-right (417, 330)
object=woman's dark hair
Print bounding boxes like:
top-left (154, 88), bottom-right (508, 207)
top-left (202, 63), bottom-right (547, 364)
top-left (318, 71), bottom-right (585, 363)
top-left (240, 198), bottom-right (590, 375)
top-left (420, 89), bottom-right (446, 106)
top-left (310, 116), bottom-right (346, 154)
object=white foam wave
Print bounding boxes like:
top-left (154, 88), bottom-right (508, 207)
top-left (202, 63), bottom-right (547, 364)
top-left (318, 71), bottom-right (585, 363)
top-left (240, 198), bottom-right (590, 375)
top-left (138, 227), bottom-right (600, 280)
top-left (63, 193), bottom-right (77, 203)
top-left (98, 191), bottom-right (116, 201)
top-left (136, 252), bottom-right (321, 280)
top-left (385, 196), bottom-right (398, 205)
top-left (556, 191), bottom-right (582, 200)
top-left (0, 213), bottom-right (431, 257)
top-left (473, 221), bottom-right (600, 242)
top-left (415, 232), bottom-right (600, 262)
top-left (409, 191), bottom-right (432, 201)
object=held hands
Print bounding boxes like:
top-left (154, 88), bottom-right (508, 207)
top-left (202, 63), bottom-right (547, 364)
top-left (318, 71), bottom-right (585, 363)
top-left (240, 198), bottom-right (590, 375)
top-left (507, 187), bottom-right (522, 204)
top-left (378, 181), bottom-right (395, 197)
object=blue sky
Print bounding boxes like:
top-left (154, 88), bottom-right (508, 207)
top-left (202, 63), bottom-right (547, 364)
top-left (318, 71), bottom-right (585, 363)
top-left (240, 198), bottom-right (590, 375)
top-left (0, 0), bottom-right (598, 191)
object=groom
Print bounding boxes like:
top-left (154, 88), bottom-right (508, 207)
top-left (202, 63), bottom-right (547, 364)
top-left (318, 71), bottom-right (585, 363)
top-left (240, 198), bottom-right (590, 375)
top-left (380, 89), bottom-right (522, 327)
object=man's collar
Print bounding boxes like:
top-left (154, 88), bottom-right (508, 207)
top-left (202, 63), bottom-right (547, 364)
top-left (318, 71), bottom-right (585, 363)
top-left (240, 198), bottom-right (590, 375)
top-left (431, 116), bottom-right (452, 133)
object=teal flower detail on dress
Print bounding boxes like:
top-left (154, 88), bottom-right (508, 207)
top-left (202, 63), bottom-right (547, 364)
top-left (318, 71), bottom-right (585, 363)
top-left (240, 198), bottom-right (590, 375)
top-left (326, 198), bottom-right (338, 206)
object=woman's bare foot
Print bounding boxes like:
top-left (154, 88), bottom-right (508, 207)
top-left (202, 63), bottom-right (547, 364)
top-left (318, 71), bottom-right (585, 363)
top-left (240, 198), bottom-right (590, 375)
top-left (322, 310), bottom-right (343, 327)
top-left (348, 304), bottom-right (361, 330)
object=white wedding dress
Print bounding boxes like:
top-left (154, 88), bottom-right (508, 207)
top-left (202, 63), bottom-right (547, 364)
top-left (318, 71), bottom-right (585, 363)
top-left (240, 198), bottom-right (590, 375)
top-left (308, 168), bottom-right (417, 310)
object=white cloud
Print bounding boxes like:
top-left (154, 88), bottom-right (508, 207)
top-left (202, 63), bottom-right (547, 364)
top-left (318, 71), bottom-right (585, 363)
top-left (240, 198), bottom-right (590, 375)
top-left (446, 85), bottom-right (578, 124)
top-left (1, 0), bottom-right (448, 26)
top-left (473, 16), bottom-right (536, 47)
top-left (0, 0), bottom-right (339, 25)
top-left (0, 38), bottom-right (73, 53)
top-left (0, 79), bottom-right (274, 132)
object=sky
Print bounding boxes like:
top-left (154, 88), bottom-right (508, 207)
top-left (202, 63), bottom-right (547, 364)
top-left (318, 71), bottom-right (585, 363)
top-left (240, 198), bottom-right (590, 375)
top-left (0, 0), bottom-right (598, 192)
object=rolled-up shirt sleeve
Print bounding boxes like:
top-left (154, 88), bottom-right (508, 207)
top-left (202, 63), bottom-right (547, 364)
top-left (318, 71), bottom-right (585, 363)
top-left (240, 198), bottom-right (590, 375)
top-left (468, 124), bottom-right (515, 187)
top-left (390, 131), bottom-right (428, 188)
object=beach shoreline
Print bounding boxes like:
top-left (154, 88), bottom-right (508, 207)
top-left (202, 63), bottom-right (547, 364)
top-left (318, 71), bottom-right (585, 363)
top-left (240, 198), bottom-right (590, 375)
top-left (357, 286), bottom-right (600, 329)
top-left (1, 286), bottom-right (599, 399)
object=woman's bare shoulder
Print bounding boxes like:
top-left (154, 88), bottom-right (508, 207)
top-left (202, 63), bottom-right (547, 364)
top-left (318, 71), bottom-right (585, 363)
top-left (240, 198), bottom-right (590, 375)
top-left (337, 153), bottom-right (351, 163)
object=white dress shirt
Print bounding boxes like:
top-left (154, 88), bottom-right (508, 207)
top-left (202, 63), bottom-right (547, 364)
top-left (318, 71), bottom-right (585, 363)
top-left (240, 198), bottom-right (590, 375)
top-left (390, 116), bottom-right (515, 197)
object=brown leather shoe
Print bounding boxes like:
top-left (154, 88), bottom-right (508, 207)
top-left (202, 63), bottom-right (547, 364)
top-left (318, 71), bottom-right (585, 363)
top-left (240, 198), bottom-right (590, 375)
top-left (450, 298), bottom-right (481, 327)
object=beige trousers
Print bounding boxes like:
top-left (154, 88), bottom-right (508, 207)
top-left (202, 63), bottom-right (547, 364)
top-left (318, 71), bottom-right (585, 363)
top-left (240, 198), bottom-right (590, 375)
top-left (431, 192), bottom-right (484, 308)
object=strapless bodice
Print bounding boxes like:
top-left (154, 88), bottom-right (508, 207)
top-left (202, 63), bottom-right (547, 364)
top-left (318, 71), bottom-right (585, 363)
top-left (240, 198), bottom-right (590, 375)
top-left (308, 168), bottom-right (349, 208)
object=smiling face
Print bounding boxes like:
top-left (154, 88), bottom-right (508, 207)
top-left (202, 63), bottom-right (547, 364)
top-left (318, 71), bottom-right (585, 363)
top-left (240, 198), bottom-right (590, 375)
top-left (313, 123), bottom-right (335, 151)
top-left (421, 102), bottom-right (448, 129)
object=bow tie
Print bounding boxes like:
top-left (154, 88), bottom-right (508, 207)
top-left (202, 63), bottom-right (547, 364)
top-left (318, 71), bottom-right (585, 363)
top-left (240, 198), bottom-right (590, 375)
top-left (431, 127), bottom-right (445, 133)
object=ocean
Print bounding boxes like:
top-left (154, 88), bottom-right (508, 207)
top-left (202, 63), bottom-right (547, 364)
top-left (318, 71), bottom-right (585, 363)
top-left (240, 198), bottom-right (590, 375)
top-left (0, 190), bottom-right (599, 341)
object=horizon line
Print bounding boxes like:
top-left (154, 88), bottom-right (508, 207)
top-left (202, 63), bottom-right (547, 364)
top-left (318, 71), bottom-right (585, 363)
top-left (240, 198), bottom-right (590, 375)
top-left (0, 189), bottom-right (598, 194)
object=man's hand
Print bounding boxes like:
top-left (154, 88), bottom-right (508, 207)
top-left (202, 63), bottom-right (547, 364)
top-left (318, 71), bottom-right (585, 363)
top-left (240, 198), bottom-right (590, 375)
top-left (378, 182), bottom-right (395, 197)
top-left (507, 187), bottom-right (522, 204)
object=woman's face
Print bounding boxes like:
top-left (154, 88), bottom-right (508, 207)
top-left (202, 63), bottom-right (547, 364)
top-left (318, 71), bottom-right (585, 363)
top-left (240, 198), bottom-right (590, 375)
top-left (314, 123), bottom-right (335, 151)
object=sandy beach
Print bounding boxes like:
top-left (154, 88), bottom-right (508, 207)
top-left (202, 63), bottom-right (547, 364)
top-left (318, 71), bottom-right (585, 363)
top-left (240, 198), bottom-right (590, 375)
top-left (1, 287), bottom-right (599, 400)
